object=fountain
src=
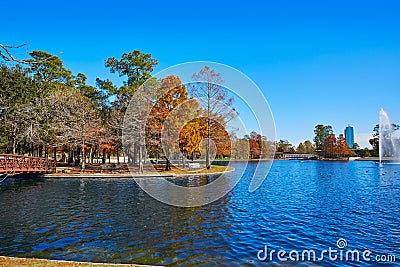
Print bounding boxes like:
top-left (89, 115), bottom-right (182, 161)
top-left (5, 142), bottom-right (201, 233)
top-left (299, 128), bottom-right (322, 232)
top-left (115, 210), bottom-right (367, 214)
top-left (379, 109), bottom-right (400, 166)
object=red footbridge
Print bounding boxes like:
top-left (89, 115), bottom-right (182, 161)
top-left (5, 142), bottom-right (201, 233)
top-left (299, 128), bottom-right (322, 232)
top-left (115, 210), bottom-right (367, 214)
top-left (0, 154), bottom-right (56, 175)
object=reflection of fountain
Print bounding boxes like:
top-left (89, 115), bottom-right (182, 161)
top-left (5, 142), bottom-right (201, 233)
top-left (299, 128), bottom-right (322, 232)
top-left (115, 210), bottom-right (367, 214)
top-left (379, 109), bottom-right (400, 166)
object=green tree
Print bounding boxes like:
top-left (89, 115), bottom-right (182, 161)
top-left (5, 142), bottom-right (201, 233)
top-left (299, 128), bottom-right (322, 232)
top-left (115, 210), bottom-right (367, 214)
top-left (75, 73), bottom-right (106, 102)
top-left (96, 50), bottom-right (158, 167)
top-left (314, 124), bottom-right (333, 150)
top-left (27, 52), bottom-right (102, 160)
top-left (369, 123), bottom-right (400, 157)
top-left (303, 140), bottom-right (315, 154)
top-left (276, 139), bottom-right (294, 153)
top-left (0, 64), bottom-right (40, 154)
top-left (361, 148), bottom-right (371, 157)
top-left (296, 142), bottom-right (306, 153)
top-left (97, 50), bottom-right (158, 96)
top-left (28, 50), bottom-right (73, 85)
top-left (352, 143), bottom-right (360, 149)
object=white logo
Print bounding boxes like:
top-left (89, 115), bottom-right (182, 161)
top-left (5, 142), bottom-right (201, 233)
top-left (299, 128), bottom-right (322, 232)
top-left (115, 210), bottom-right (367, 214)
top-left (336, 238), bottom-right (348, 249)
top-left (123, 62), bottom-right (275, 207)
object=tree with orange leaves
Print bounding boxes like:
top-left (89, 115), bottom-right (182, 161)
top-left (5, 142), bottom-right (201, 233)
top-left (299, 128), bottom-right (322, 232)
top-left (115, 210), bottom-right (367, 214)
top-left (145, 75), bottom-right (190, 170)
top-left (189, 66), bottom-right (238, 169)
top-left (249, 131), bottom-right (261, 159)
top-left (324, 134), bottom-right (337, 158)
top-left (179, 118), bottom-right (205, 161)
top-left (337, 134), bottom-right (350, 157)
top-left (179, 117), bottom-right (231, 161)
top-left (323, 133), bottom-right (349, 158)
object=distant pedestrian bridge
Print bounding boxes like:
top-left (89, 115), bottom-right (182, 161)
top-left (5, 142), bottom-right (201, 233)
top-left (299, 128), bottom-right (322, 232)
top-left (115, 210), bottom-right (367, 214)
top-left (0, 154), bottom-right (56, 175)
top-left (281, 153), bottom-right (317, 159)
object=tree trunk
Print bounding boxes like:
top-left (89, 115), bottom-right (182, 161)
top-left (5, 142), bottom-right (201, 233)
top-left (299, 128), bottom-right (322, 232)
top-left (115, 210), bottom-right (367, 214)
top-left (165, 147), bottom-right (171, 171)
top-left (91, 147), bottom-right (96, 164)
top-left (138, 144), bottom-right (143, 173)
top-left (133, 143), bottom-right (138, 166)
top-left (206, 142), bottom-right (210, 169)
top-left (88, 147), bottom-right (92, 165)
top-left (30, 143), bottom-right (34, 156)
top-left (117, 147), bottom-right (120, 164)
top-left (12, 139), bottom-right (16, 155)
top-left (81, 142), bottom-right (86, 171)
top-left (12, 126), bottom-right (17, 155)
top-left (39, 145), bottom-right (43, 158)
top-left (76, 148), bottom-right (81, 166)
top-left (182, 153), bottom-right (186, 168)
top-left (68, 150), bottom-right (73, 164)
top-left (102, 148), bottom-right (106, 164)
top-left (206, 89), bottom-right (211, 169)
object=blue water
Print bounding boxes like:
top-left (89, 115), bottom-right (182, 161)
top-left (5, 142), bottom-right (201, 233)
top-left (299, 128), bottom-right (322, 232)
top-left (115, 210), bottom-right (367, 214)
top-left (0, 161), bottom-right (399, 266)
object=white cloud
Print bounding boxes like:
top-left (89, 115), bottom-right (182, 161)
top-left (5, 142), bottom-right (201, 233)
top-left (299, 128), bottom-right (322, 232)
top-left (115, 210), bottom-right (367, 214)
top-left (355, 133), bottom-right (373, 148)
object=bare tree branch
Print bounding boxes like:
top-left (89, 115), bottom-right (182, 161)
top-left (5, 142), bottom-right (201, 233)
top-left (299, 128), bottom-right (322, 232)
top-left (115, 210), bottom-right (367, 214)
top-left (0, 43), bottom-right (30, 64)
top-left (0, 43), bottom-right (59, 65)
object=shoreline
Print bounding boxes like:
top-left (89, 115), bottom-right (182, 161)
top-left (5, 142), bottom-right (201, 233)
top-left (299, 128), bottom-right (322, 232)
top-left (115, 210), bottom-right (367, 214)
top-left (0, 256), bottom-right (158, 267)
top-left (8, 166), bottom-right (236, 179)
top-left (3, 158), bottom-right (385, 180)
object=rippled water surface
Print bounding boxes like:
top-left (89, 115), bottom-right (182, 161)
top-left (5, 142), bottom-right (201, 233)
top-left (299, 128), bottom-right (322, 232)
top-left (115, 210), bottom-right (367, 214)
top-left (0, 161), bottom-right (399, 266)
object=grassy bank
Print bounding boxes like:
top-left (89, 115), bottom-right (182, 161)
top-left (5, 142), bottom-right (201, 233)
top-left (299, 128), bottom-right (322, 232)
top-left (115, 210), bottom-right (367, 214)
top-left (42, 164), bottom-right (235, 178)
top-left (0, 256), bottom-right (157, 267)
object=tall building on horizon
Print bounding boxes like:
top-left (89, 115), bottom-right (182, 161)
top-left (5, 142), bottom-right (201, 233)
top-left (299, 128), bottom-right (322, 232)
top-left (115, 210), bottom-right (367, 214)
top-left (344, 125), bottom-right (355, 149)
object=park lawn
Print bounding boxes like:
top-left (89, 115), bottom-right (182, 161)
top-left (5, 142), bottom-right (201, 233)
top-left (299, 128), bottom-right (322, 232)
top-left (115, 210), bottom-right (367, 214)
top-left (151, 164), bottom-right (234, 175)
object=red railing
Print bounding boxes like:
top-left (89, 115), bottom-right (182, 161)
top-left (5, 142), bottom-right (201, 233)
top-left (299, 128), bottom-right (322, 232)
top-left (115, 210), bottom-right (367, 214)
top-left (0, 154), bottom-right (56, 174)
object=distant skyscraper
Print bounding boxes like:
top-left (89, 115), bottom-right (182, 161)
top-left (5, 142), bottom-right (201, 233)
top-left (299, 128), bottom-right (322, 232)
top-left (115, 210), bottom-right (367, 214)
top-left (344, 125), bottom-right (354, 148)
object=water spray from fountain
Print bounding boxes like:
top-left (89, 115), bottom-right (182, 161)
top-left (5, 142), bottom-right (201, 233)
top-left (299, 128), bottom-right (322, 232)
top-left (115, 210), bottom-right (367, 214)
top-left (379, 109), bottom-right (400, 166)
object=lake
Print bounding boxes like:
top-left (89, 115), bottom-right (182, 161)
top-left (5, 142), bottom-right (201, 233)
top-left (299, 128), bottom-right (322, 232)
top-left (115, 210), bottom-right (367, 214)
top-left (0, 161), bottom-right (399, 266)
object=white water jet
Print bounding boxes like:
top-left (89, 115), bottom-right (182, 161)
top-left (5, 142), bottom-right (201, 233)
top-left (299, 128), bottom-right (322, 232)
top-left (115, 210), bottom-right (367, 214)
top-left (379, 109), bottom-right (400, 166)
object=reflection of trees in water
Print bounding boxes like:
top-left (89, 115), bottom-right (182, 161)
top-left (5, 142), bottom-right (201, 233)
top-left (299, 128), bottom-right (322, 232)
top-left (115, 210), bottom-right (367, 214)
top-left (106, 178), bottom-right (233, 265)
top-left (0, 178), bottom-right (234, 265)
top-left (132, 186), bottom-right (233, 265)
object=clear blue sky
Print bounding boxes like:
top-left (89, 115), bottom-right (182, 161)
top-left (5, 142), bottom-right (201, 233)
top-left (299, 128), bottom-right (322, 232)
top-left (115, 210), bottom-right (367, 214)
top-left (3, 0), bottom-right (400, 148)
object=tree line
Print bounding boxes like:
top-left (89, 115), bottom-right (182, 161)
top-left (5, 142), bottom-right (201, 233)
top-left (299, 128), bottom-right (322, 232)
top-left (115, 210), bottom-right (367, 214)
top-left (275, 124), bottom-right (350, 158)
top-left (0, 46), bottom-right (276, 171)
top-left (2, 44), bottom-right (385, 166)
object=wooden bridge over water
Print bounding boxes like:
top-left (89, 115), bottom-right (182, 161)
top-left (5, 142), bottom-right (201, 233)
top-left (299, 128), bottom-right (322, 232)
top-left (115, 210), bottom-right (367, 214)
top-left (0, 154), bottom-right (56, 175)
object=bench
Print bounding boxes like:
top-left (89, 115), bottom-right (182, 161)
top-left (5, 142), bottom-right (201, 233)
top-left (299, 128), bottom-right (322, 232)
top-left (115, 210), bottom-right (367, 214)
top-left (188, 162), bottom-right (201, 170)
